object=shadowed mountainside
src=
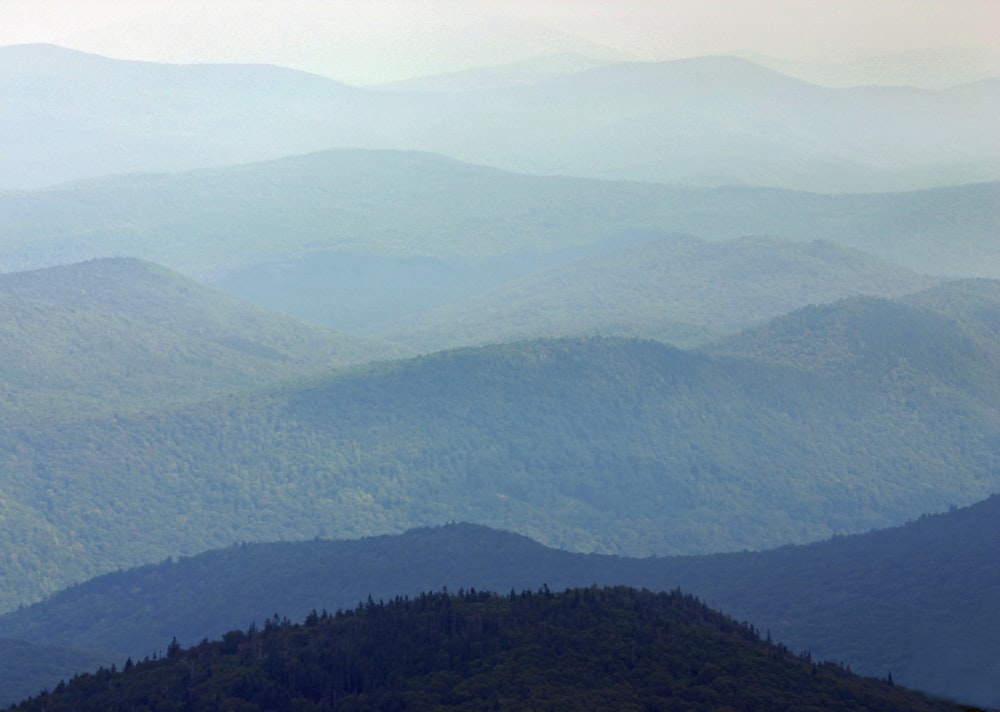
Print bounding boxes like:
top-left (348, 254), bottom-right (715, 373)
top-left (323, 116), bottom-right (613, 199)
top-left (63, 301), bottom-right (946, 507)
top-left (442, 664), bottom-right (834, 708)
top-left (2, 495), bottom-right (997, 706)
top-left (9, 587), bottom-right (963, 712)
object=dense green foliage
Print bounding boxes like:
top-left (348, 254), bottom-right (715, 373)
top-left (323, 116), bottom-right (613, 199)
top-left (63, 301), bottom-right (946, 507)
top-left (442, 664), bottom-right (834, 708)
top-left (3, 496), bottom-right (997, 705)
top-left (706, 289), bottom-right (1000, 395)
top-left (901, 278), bottom-right (1000, 363)
top-left (368, 236), bottom-right (938, 351)
top-left (0, 288), bottom-right (997, 611)
top-left (10, 587), bottom-right (961, 711)
top-left (0, 257), bottom-right (405, 422)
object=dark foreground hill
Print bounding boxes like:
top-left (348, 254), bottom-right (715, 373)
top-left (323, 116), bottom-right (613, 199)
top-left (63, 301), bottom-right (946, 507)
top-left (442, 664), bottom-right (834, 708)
top-left (10, 587), bottom-right (961, 712)
top-left (1, 496), bottom-right (997, 706)
top-left (1, 289), bottom-right (998, 611)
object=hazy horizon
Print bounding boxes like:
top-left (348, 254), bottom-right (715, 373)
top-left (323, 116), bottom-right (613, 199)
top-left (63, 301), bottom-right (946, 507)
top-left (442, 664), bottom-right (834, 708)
top-left (2, 0), bottom-right (999, 87)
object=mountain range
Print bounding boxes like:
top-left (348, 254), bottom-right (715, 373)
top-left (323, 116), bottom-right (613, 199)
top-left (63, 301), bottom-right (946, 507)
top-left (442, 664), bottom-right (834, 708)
top-left (51, 1), bottom-right (629, 87)
top-left (365, 235), bottom-right (940, 351)
top-left (2, 44), bottom-right (997, 192)
top-left (2, 25), bottom-right (997, 712)
top-left (2, 493), bottom-right (997, 706)
top-left (12, 587), bottom-right (962, 711)
top-left (3, 150), bottom-right (995, 281)
top-left (0, 258), bottom-right (996, 615)
top-left (0, 258), bottom-right (405, 423)
top-left (1, 150), bottom-right (997, 348)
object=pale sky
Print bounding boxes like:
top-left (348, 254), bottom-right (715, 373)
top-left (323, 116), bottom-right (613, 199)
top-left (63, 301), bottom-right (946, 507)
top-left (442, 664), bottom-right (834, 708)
top-left (0, 0), bottom-right (998, 85)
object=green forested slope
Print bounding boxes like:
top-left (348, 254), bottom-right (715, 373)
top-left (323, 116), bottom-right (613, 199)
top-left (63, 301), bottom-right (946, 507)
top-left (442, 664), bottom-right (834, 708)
top-left (10, 587), bottom-right (960, 712)
top-left (705, 283), bottom-right (1000, 404)
top-left (0, 257), bottom-right (406, 422)
top-left (901, 278), bottom-right (1000, 359)
top-left (367, 236), bottom-right (939, 350)
top-left (1, 300), bottom-right (997, 612)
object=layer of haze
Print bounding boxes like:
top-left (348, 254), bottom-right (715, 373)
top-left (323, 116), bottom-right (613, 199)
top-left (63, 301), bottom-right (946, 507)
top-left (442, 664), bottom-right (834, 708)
top-left (1, 0), bottom-right (998, 86)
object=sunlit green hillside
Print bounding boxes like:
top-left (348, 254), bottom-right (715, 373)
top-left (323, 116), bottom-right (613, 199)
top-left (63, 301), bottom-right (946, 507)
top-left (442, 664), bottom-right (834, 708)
top-left (1, 291), bottom-right (996, 612)
top-left (0, 258), bottom-right (406, 422)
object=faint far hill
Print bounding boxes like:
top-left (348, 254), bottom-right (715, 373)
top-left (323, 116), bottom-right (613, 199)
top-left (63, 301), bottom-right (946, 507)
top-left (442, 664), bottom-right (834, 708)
top-left (1, 150), bottom-right (995, 279)
top-left (736, 46), bottom-right (1000, 89)
top-left (53, 2), bottom-right (629, 87)
top-left (0, 44), bottom-right (393, 189)
top-left (364, 236), bottom-right (940, 351)
top-left (1, 45), bottom-right (996, 192)
top-left (2, 495), bottom-right (996, 706)
top-left (373, 52), bottom-right (610, 92)
top-left (0, 257), bottom-right (407, 422)
top-left (1, 150), bottom-right (996, 338)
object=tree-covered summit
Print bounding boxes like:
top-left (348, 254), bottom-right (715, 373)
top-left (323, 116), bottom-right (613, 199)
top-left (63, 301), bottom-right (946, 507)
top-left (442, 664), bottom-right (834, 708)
top-left (10, 586), bottom-right (963, 712)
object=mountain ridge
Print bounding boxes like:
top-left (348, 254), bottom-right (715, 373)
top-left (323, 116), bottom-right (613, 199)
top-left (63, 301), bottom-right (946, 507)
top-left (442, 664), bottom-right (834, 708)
top-left (1, 293), bottom-right (996, 611)
top-left (2, 494), bottom-right (997, 706)
top-left (365, 235), bottom-right (940, 351)
top-left (1, 152), bottom-right (996, 342)
top-left (10, 586), bottom-right (960, 711)
top-left (0, 256), bottom-right (407, 422)
top-left (3, 46), bottom-right (995, 191)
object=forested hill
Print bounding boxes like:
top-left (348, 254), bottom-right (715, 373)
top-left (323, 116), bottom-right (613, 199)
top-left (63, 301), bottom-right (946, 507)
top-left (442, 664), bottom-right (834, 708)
top-left (0, 639), bottom-right (112, 710)
top-left (0, 257), bottom-right (406, 422)
top-left (1, 299), bottom-right (998, 611)
top-left (3, 495), bottom-right (997, 705)
top-left (10, 587), bottom-right (962, 712)
top-left (705, 286), bottom-right (999, 385)
top-left (901, 278), bottom-right (1000, 358)
top-left (1, 150), bottom-right (997, 280)
top-left (367, 236), bottom-right (939, 351)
